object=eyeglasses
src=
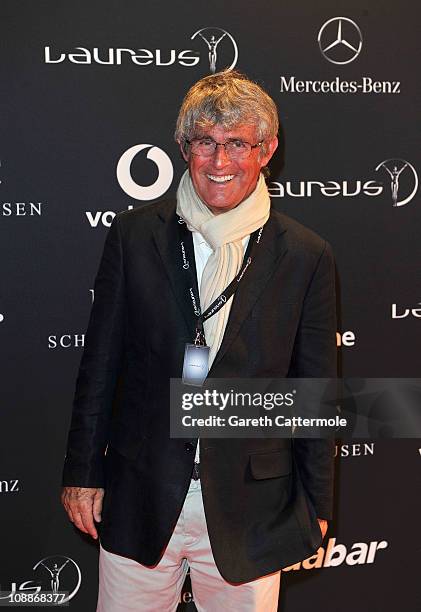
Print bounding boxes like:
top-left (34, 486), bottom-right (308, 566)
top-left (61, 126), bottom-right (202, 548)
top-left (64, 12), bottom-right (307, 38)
top-left (185, 138), bottom-right (263, 160)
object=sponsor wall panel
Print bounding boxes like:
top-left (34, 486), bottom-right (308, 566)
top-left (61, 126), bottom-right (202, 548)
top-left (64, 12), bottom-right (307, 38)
top-left (0, 0), bottom-right (419, 610)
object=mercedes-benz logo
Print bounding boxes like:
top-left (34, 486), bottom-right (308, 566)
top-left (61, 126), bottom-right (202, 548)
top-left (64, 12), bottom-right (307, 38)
top-left (318, 17), bottom-right (363, 65)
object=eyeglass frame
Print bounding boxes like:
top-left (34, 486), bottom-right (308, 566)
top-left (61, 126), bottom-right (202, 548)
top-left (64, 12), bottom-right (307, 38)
top-left (184, 137), bottom-right (264, 159)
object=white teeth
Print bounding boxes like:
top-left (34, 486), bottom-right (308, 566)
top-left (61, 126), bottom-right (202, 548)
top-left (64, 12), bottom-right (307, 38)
top-left (207, 174), bottom-right (234, 183)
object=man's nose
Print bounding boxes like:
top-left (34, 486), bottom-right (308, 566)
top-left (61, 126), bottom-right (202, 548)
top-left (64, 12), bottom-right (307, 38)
top-left (212, 144), bottom-right (231, 167)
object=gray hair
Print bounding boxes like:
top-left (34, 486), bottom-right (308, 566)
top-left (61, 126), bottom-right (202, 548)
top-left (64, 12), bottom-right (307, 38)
top-left (174, 70), bottom-right (279, 153)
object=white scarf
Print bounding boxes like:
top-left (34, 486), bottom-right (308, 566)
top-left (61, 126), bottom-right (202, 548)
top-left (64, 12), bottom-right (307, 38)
top-left (176, 169), bottom-right (270, 366)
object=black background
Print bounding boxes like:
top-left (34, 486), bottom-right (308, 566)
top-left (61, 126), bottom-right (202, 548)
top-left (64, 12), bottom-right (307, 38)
top-left (0, 1), bottom-right (420, 610)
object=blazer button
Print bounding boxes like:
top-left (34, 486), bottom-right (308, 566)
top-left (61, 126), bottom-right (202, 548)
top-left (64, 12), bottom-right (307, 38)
top-left (185, 442), bottom-right (195, 452)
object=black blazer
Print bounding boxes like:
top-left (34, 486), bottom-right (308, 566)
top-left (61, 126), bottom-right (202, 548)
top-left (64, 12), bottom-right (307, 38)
top-left (62, 199), bottom-right (337, 583)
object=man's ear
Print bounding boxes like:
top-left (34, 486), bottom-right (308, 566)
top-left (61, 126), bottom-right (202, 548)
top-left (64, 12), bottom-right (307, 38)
top-left (178, 140), bottom-right (189, 162)
top-left (259, 136), bottom-right (278, 168)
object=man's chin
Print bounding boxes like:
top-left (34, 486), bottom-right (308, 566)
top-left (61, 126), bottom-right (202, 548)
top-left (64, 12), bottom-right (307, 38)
top-left (204, 201), bottom-right (240, 215)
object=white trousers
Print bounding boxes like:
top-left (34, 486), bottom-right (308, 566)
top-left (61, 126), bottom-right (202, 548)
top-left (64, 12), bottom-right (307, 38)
top-left (97, 479), bottom-right (281, 612)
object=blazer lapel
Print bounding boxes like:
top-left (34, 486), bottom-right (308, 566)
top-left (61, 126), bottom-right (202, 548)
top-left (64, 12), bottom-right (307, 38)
top-left (152, 203), bottom-right (199, 339)
top-left (210, 211), bottom-right (288, 371)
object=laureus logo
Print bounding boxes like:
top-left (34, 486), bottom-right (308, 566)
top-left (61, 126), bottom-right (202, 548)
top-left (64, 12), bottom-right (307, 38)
top-left (318, 17), bottom-right (363, 65)
top-left (0, 555), bottom-right (82, 605)
top-left (375, 159), bottom-right (419, 207)
top-left (33, 556), bottom-right (81, 604)
top-left (44, 27), bottom-right (238, 73)
top-left (116, 144), bottom-right (173, 201)
top-left (191, 27), bottom-right (238, 73)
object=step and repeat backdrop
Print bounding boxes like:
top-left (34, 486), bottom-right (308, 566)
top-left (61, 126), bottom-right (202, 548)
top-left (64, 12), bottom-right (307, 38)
top-left (1, 1), bottom-right (420, 610)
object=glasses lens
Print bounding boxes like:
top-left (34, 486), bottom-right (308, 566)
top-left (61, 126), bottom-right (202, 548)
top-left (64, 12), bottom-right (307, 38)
top-left (225, 140), bottom-right (251, 159)
top-left (190, 139), bottom-right (253, 159)
top-left (191, 139), bottom-right (215, 157)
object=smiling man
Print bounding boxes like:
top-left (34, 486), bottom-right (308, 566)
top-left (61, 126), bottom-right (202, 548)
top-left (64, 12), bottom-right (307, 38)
top-left (181, 123), bottom-right (276, 214)
top-left (62, 70), bottom-right (337, 611)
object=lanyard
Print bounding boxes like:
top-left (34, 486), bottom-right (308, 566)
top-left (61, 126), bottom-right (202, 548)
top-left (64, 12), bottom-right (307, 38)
top-left (177, 216), bottom-right (264, 345)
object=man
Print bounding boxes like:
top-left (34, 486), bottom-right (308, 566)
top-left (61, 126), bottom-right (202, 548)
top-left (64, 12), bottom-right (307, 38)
top-left (62, 70), bottom-right (336, 611)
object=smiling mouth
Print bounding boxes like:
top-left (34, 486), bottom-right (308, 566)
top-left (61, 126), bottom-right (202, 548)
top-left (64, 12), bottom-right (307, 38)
top-left (206, 174), bottom-right (235, 183)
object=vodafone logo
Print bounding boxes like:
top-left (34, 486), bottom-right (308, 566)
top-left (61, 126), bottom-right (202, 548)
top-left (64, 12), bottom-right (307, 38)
top-left (116, 144), bottom-right (173, 201)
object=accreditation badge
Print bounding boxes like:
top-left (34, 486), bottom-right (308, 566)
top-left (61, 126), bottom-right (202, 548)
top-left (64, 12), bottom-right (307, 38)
top-left (182, 343), bottom-right (210, 387)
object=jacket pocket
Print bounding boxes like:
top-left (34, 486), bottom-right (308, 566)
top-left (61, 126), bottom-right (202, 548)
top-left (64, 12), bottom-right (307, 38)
top-left (249, 449), bottom-right (292, 480)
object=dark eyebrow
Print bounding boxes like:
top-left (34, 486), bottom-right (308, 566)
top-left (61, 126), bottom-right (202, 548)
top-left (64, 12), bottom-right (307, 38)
top-left (193, 136), bottom-right (245, 143)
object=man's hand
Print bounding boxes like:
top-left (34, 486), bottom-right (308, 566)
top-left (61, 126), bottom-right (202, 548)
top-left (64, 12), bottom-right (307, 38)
top-left (317, 518), bottom-right (328, 539)
top-left (61, 487), bottom-right (104, 540)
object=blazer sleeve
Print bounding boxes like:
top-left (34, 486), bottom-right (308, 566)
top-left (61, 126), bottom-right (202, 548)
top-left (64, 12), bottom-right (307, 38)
top-left (289, 241), bottom-right (337, 520)
top-left (62, 213), bottom-right (126, 488)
